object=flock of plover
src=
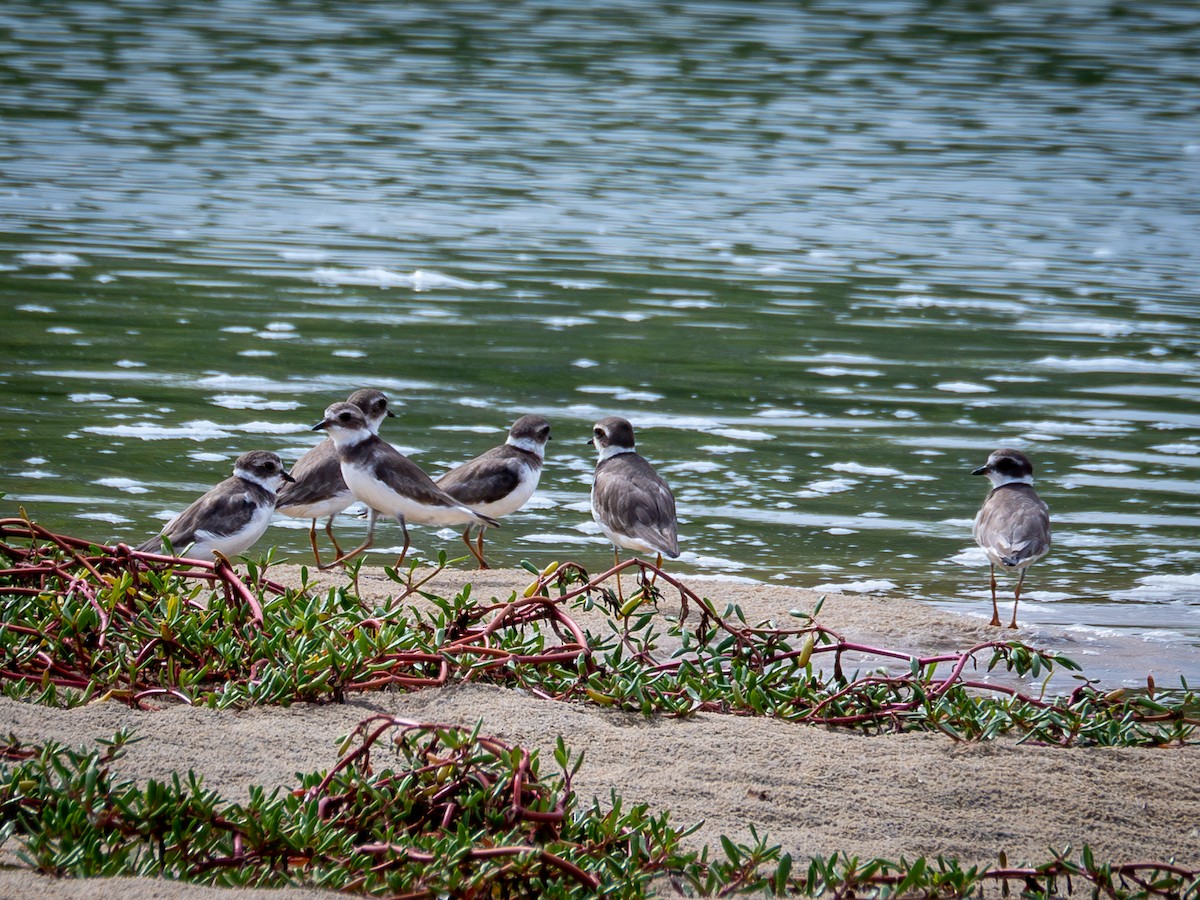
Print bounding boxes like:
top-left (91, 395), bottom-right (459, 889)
top-left (136, 389), bottom-right (1051, 629)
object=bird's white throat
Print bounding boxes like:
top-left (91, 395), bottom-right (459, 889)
top-left (234, 467), bottom-right (285, 492)
top-left (985, 472), bottom-right (1034, 488)
top-left (508, 435), bottom-right (546, 458)
top-left (595, 443), bottom-right (635, 462)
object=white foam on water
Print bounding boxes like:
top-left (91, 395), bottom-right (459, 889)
top-left (431, 425), bottom-right (503, 434)
top-left (577, 385), bottom-right (632, 396)
top-left (779, 352), bottom-right (887, 365)
top-left (889, 295), bottom-right (1027, 314)
top-left (946, 546), bottom-right (989, 566)
top-left (239, 350), bottom-right (277, 357)
top-left (310, 267), bottom-right (500, 291)
top-left (84, 420), bottom-right (231, 441)
top-left (1074, 462), bottom-right (1137, 473)
top-left (1111, 574), bottom-right (1200, 603)
top-left (986, 374), bottom-right (1046, 383)
top-left (703, 427), bottom-right (768, 441)
top-left (69, 393), bottom-right (113, 403)
top-left (523, 494), bottom-right (557, 510)
top-left (807, 366), bottom-right (883, 378)
top-left (935, 381), bottom-right (995, 394)
top-left (554, 280), bottom-right (605, 289)
top-left (572, 358), bottom-right (599, 368)
top-left (221, 326), bottom-right (255, 334)
top-left (93, 477), bottom-right (150, 494)
top-left (797, 477), bottom-right (858, 498)
top-left (543, 317), bottom-right (594, 328)
top-left (1019, 591), bottom-right (1074, 602)
top-left (19, 252), bottom-right (83, 267)
top-left (210, 394), bottom-right (302, 411)
top-left (279, 248), bottom-right (329, 262)
top-left (79, 511), bottom-right (132, 524)
top-left (810, 579), bottom-right (896, 594)
top-left (1010, 419), bottom-right (1131, 437)
top-left (332, 349), bottom-right (366, 358)
top-left (188, 451), bottom-right (229, 462)
top-left (1017, 316), bottom-right (1140, 338)
top-left (826, 527), bottom-right (858, 535)
top-left (1152, 443), bottom-right (1200, 455)
top-left (47, 326), bottom-right (81, 335)
top-left (676, 551), bottom-right (748, 571)
top-left (699, 444), bottom-right (753, 454)
top-left (114, 360), bottom-right (146, 368)
top-left (15, 470), bottom-right (56, 479)
top-left (1036, 355), bottom-right (1200, 375)
top-left (662, 460), bottom-right (724, 474)
top-left (17, 304), bottom-right (55, 313)
top-left (826, 462), bottom-right (903, 477)
top-left (523, 531), bottom-right (604, 546)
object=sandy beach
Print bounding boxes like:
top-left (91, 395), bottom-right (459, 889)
top-left (2, 566), bottom-right (1198, 898)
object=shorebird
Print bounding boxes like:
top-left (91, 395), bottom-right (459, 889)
top-left (311, 402), bottom-right (499, 568)
top-left (276, 388), bottom-right (394, 566)
top-left (436, 414), bottom-right (551, 568)
top-left (971, 448), bottom-right (1051, 629)
top-left (137, 450), bottom-right (294, 562)
top-left (589, 416), bottom-right (679, 599)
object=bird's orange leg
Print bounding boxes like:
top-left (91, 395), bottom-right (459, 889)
top-left (324, 515), bottom-right (344, 558)
top-left (306, 519), bottom-right (323, 567)
top-left (1010, 569), bottom-right (1028, 630)
top-left (321, 508), bottom-right (377, 570)
top-left (460, 526), bottom-right (488, 569)
top-left (989, 564), bottom-right (1001, 627)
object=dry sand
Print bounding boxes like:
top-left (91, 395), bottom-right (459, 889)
top-left (2, 566), bottom-right (1198, 898)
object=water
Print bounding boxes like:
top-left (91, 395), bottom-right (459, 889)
top-left (2, 1), bottom-right (1199, 683)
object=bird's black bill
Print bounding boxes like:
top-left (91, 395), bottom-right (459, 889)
top-left (971, 465), bottom-right (989, 476)
top-left (312, 420), bottom-right (330, 432)
top-left (282, 472), bottom-right (297, 483)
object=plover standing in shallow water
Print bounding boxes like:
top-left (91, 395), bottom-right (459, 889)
top-left (971, 448), bottom-right (1051, 629)
top-left (312, 402), bottom-right (499, 568)
top-left (137, 450), bottom-right (294, 562)
top-left (436, 414), bottom-right (551, 568)
top-left (589, 416), bottom-right (679, 598)
top-left (276, 388), bottom-right (395, 566)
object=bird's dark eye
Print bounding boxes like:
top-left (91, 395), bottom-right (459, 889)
top-left (593, 428), bottom-right (603, 438)
top-left (340, 411), bottom-right (352, 421)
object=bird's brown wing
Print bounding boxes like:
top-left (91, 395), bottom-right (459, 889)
top-left (595, 453), bottom-right (680, 557)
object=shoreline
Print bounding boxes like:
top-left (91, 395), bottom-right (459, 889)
top-left (2, 566), bottom-right (1198, 898)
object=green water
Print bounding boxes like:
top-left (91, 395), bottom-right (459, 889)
top-left (2, 1), bottom-right (1199, 682)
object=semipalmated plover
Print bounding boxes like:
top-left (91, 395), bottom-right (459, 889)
top-left (971, 448), bottom-right (1051, 629)
top-left (589, 416), bottom-right (679, 595)
top-left (276, 388), bottom-right (395, 566)
top-left (137, 450), bottom-right (295, 562)
top-left (312, 401), bottom-right (499, 568)
top-left (436, 414), bottom-right (551, 568)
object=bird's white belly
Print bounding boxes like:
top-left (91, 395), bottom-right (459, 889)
top-left (277, 490), bottom-right (354, 521)
top-left (471, 467), bottom-right (540, 519)
top-left (192, 503), bottom-right (274, 559)
top-left (343, 463), bottom-right (476, 526)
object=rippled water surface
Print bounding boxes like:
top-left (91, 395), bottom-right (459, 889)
top-left (3, 1), bottom-right (1199, 682)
